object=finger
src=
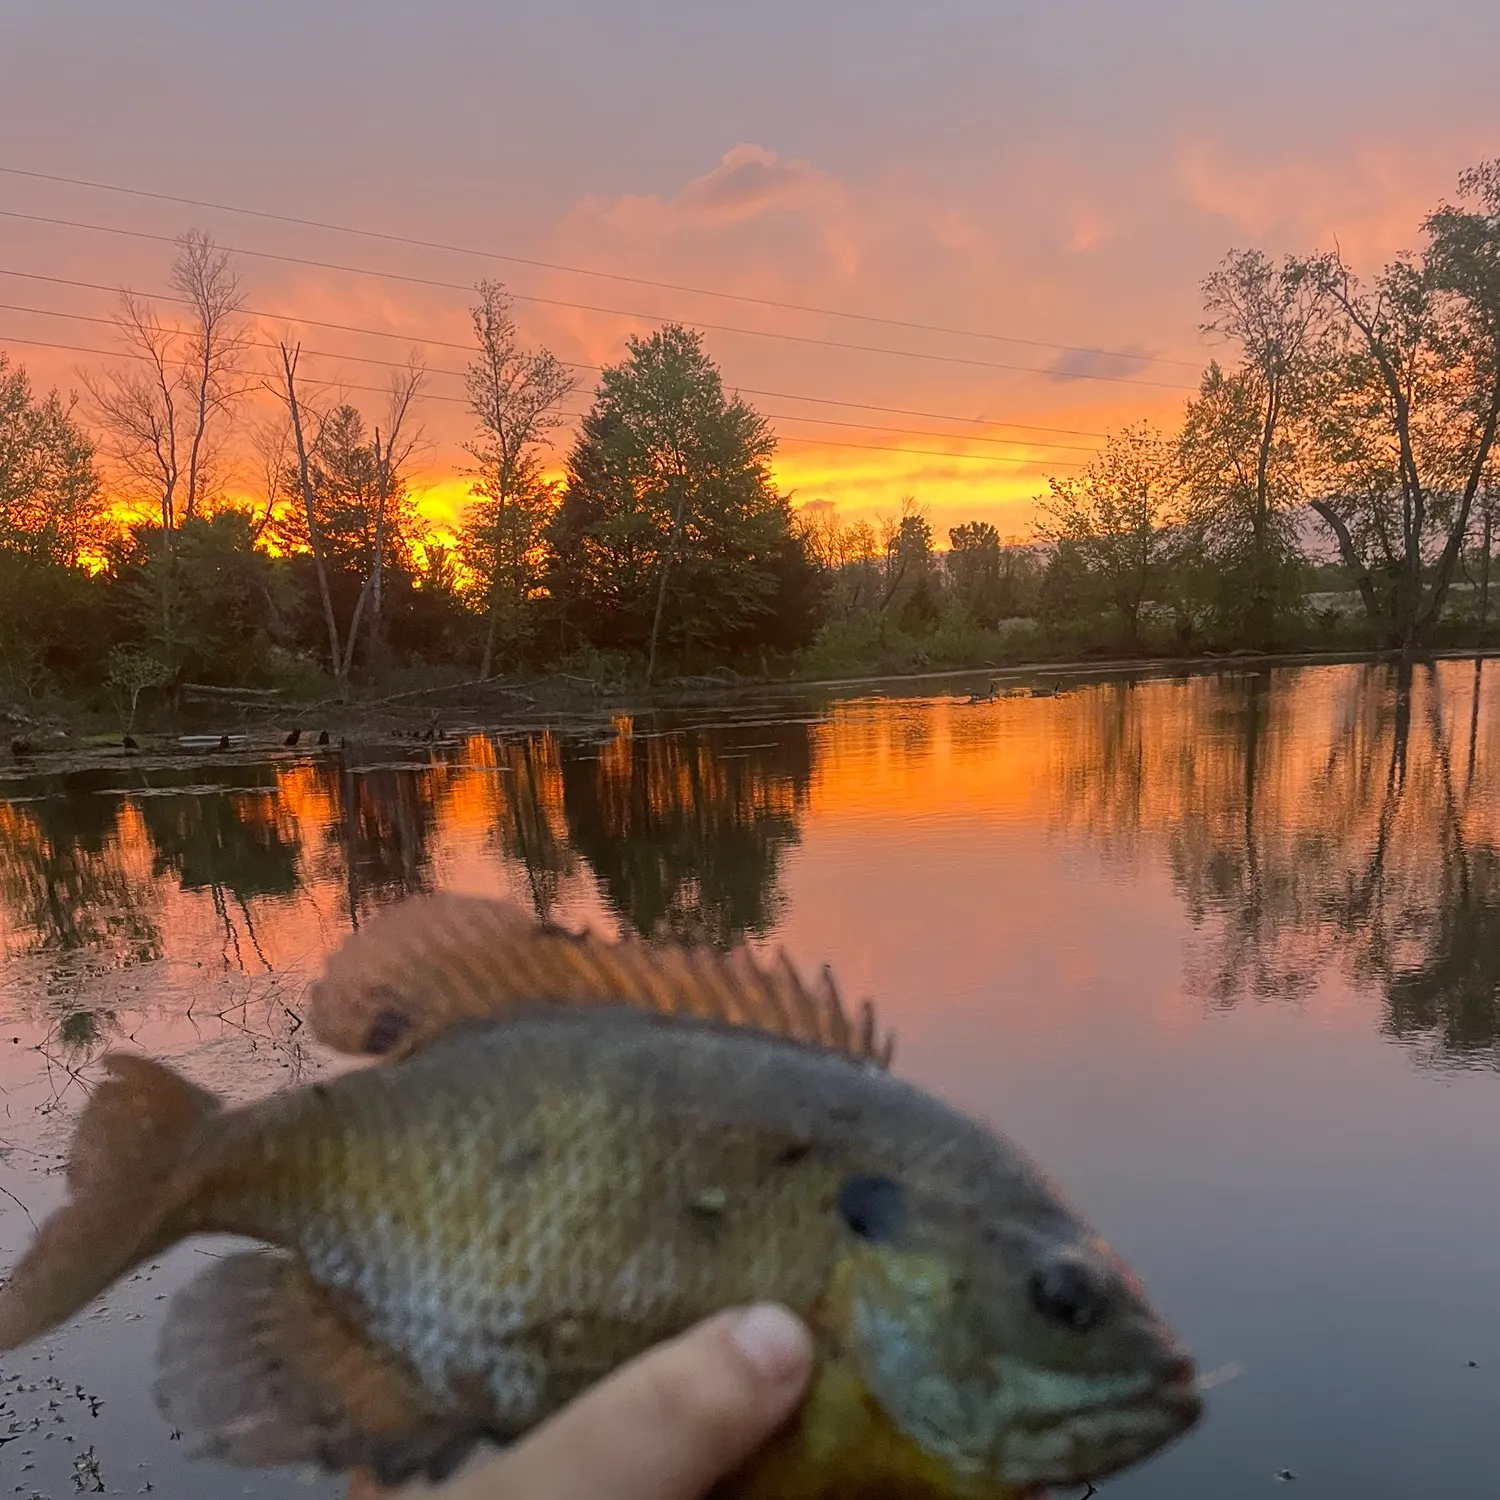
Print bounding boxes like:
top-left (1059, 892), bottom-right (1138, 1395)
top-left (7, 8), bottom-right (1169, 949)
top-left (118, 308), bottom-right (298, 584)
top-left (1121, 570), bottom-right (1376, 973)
top-left (395, 1303), bottom-right (814, 1500)
top-left (502, 1304), bottom-right (813, 1500)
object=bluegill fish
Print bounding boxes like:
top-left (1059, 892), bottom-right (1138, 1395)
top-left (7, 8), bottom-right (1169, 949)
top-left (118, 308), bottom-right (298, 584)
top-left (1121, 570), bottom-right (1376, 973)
top-left (0, 894), bottom-right (1201, 1497)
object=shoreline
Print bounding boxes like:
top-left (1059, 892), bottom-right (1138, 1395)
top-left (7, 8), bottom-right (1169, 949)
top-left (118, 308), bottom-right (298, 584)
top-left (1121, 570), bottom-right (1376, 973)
top-left (6, 643), bottom-right (1497, 775)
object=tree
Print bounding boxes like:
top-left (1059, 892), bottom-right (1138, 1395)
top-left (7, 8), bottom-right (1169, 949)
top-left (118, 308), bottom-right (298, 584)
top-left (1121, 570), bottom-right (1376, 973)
top-left (84, 230), bottom-right (246, 535)
top-left (793, 500), bottom-right (880, 619)
top-left (273, 349), bottom-right (424, 691)
top-left (545, 325), bottom-right (816, 673)
top-left (1178, 363), bottom-right (1308, 643)
top-left (1035, 423), bottom-right (1181, 646)
top-left (0, 352), bottom-right (104, 565)
top-left (363, 367), bottom-right (425, 674)
top-left (879, 500), bottom-right (940, 628)
top-left (0, 353), bottom-right (110, 698)
top-left (1184, 249), bottom-right (1322, 644)
top-left (948, 520), bottom-right (1005, 626)
top-left (103, 646), bottom-right (171, 735)
top-left (458, 281), bottom-right (573, 677)
top-left (275, 343), bottom-right (342, 689)
top-left (112, 510), bottom-right (288, 687)
top-left (1294, 160), bottom-right (1500, 648)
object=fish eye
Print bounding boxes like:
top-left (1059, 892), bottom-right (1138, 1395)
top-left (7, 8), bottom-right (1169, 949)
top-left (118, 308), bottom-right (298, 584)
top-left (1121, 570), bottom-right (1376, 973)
top-left (836, 1174), bottom-right (906, 1242)
top-left (1029, 1259), bottom-right (1108, 1332)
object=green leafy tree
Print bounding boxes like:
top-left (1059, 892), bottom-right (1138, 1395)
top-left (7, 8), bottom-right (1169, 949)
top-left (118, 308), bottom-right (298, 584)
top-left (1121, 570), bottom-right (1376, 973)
top-left (0, 352), bottom-right (106, 564)
top-left (1184, 249), bottom-right (1323, 644)
top-left (545, 325), bottom-right (817, 675)
top-left (384, 542), bottom-right (475, 665)
top-left (0, 352), bottom-right (109, 695)
top-left (458, 281), bottom-right (574, 677)
top-left (1179, 363), bottom-right (1309, 643)
top-left (946, 523), bottom-right (1044, 627)
top-left (879, 500), bottom-right (941, 629)
top-left (115, 511), bottom-right (289, 686)
top-left (104, 646), bottom-right (171, 734)
top-left (1294, 160), bottom-right (1500, 647)
top-left (947, 520), bottom-right (1006, 626)
top-left (1035, 423), bottom-right (1181, 646)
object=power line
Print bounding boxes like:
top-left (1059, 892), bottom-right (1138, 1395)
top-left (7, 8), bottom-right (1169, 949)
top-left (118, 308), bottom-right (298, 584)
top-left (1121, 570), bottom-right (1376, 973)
top-left (0, 162), bottom-right (1206, 372)
top-left (2, 299), bottom-right (1097, 456)
top-left (0, 330), bottom-right (1086, 470)
top-left (0, 208), bottom-right (1200, 393)
top-left (0, 265), bottom-right (1113, 438)
top-left (0, 299), bottom-right (1100, 453)
top-left (771, 434), bottom-right (1075, 467)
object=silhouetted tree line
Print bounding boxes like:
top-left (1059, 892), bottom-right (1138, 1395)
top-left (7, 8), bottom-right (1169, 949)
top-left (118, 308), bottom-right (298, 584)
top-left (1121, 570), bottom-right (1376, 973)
top-left (0, 313), bottom-right (825, 710)
top-left (2, 159), bottom-right (1498, 716)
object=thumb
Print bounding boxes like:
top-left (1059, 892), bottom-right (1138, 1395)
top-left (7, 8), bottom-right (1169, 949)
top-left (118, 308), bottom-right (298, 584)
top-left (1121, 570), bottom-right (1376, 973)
top-left (367, 1303), bottom-right (814, 1500)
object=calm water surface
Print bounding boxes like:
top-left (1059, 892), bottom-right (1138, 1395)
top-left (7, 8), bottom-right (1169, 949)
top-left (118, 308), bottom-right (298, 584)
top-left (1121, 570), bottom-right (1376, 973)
top-left (3, 659), bottom-right (1500, 1498)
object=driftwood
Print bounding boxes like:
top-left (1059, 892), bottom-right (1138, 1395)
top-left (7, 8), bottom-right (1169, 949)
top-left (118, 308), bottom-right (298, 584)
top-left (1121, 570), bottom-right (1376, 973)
top-left (181, 682), bottom-right (284, 700)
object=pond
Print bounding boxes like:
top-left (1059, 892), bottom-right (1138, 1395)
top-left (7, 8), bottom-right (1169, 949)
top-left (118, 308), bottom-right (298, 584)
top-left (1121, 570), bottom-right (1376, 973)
top-left (3, 658), bottom-right (1499, 1499)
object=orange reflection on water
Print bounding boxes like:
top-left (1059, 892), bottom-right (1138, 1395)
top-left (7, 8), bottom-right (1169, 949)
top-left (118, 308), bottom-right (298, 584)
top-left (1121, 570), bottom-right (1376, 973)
top-left (0, 658), bottom-right (1496, 1076)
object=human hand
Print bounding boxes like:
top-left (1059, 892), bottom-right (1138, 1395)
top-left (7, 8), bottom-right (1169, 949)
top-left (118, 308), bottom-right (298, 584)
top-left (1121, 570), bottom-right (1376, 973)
top-left (350, 1303), bottom-right (815, 1500)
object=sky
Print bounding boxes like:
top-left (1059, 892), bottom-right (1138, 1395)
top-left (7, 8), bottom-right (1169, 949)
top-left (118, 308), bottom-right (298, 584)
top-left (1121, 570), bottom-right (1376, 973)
top-left (1, 0), bottom-right (1496, 543)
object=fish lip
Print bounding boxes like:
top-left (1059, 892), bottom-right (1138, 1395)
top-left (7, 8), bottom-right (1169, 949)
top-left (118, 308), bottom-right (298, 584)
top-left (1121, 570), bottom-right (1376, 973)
top-left (1009, 1368), bottom-right (1203, 1489)
top-left (1049, 1366), bottom-right (1203, 1428)
top-left (1084, 1368), bottom-right (1204, 1435)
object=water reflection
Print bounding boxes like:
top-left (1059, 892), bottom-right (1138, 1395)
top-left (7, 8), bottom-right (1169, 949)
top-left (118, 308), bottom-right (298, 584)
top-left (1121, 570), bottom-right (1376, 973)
top-left (0, 788), bottom-right (163, 971)
top-left (0, 660), bottom-right (1497, 1067)
top-left (6, 661), bottom-right (1500, 1500)
top-left (1033, 660), bottom-right (1500, 1063)
top-left (561, 718), bottom-right (813, 943)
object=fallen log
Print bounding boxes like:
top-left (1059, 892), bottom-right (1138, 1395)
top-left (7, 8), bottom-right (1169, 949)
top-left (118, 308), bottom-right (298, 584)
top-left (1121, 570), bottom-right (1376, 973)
top-left (181, 682), bottom-right (284, 700)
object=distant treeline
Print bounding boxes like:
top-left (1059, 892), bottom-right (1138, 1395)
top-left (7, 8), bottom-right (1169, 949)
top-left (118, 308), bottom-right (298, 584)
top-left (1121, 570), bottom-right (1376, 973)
top-left (1, 158), bottom-right (1498, 721)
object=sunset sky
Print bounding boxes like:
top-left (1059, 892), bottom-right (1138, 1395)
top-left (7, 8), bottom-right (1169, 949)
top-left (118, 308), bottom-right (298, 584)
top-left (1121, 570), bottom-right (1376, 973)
top-left (1, 0), bottom-right (1495, 543)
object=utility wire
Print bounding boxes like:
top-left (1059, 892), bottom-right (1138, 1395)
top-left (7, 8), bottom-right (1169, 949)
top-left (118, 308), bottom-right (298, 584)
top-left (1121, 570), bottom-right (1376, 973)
top-left (0, 299), bottom-right (1098, 455)
top-left (0, 162), bottom-right (1206, 371)
top-left (0, 208), bottom-right (1199, 392)
top-left (0, 331), bottom-right (1085, 469)
top-left (0, 268), bottom-right (1111, 438)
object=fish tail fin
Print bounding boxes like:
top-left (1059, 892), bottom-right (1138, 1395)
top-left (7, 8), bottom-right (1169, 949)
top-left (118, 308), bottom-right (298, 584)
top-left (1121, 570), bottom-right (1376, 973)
top-left (0, 1052), bottom-right (222, 1350)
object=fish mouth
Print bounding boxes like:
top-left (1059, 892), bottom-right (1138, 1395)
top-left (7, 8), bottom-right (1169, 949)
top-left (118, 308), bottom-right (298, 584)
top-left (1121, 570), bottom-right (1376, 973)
top-left (1002, 1363), bottom-right (1203, 1489)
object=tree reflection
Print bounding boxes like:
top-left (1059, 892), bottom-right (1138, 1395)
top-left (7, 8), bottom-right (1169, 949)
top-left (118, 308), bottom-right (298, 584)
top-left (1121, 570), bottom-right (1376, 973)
top-left (0, 782), bottom-right (162, 966)
top-left (485, 734), bottom-right (576, 921)
top-left (1052, 658), bottom-right (1500, 1065)
top-left (137, 786), bottom-right (301, 970)
top-left (1374, 665), bottom-right (1500, 1057)
top-left (560, 719), bottom-right (815, 944)
top-left (331, 762), bottom-right (440, 923)
top-left (140, 790), bottom-right (300, 902)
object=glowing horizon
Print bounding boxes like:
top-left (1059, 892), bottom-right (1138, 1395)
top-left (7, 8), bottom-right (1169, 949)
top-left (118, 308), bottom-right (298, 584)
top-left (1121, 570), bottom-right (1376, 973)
top-left (3, 3), bottom-right (1492, 547)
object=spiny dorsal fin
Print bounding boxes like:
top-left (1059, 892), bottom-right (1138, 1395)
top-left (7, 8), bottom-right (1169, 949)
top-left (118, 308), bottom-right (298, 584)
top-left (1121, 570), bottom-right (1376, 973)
top-left (305, 893), bottom-right (893, 1068)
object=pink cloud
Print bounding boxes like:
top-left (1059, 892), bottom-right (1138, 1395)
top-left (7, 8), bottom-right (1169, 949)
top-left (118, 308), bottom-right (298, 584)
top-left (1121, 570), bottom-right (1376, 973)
top-left (1171, 135), bottom-right (1490, 263)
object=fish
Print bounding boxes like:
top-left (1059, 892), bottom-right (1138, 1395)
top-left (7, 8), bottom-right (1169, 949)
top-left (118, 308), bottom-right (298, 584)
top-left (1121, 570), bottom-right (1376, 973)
top-left (0, 893), bottom-right (1201, 1498)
